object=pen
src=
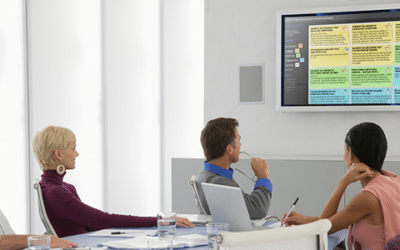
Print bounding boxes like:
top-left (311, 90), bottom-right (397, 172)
top-left (281, 197), bottom-right (299, 227)
top-left (111, 231), bottom-right (142, 234)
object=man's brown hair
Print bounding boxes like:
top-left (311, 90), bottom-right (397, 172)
top-left (201, 118), bottom-right (239, 161)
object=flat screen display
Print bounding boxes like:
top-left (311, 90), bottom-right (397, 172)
top-left (276, 4), bottom-right (400, 111)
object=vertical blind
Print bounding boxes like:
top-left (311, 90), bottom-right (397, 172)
top-left (0, 0), bottom-right (203, 234)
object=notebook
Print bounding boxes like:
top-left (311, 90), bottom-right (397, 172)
top-left (201, 182), bottom-right (273, 232)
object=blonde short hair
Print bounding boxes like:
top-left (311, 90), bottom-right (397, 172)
top-left (32, 126), bottom-right (76, 170)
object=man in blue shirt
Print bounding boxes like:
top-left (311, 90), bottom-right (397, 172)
top-left (196, 117), bottom-right (272, 219)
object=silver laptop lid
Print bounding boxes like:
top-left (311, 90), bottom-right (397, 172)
top-left (201, 182), bottom-right (253, 232)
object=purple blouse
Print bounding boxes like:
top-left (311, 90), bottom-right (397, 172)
top-left (40, 170), bottom-right (157, 237)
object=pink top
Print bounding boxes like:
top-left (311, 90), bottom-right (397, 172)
top-left (348, 170), bottom-right (400, 250)
top-left (351, 220), bottom-right (384, 250)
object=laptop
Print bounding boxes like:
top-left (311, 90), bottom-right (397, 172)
top-left (201, 182), bottom-right (275, 232)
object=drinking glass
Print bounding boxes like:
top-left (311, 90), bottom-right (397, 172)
top-left (157, 212), bottom-right (177, 238)
top-left (207, 223), bottom-right (229, 250)
top-left (27, 235), bottom-right (51, 250)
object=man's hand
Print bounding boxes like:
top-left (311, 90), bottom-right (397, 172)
top-left (251, 158), bottom-right (270, 179)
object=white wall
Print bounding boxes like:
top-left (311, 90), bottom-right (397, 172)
top-left (0, 0), bottom-right (29, 234)
top-left (205, 0), bottom-right (400, 160)
top-left (1, 0), bottom-right (203, 232)
top-left (103, 0), bottom-right (162, 216)
top-left (99, 0), bottom-right (205, 214)
top-left (162, 0), bottom-right (205, 211)
top-left (27, 0), bottom-right (104, 234)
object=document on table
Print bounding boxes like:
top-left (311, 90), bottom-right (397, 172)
top-left (51, 248), bottom-right (107, 250)
top-left (100, 234), bottom-right (208, 249)
top-left (265, 221), bottom-right (283, 229)
top-left (88, 229), bottom-right (158, 237)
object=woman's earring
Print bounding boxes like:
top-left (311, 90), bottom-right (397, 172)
top-left (56, 165), bottom-right (65, 175)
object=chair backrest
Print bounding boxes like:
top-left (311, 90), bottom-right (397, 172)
top-left (188, 175), bottom-right (208, 215)
top-left (216, 219), bottom-right (332, 250)
top-left (0, 209), bottom-right (15, 234)
top-left (33, 178), bottom-right (58, 236)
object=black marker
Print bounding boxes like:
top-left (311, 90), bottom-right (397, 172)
top-left (281, 197), bottom-right (299, 227)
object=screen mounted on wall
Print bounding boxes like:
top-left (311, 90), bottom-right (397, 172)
top-left (276, 4), bottom-right (400, 111)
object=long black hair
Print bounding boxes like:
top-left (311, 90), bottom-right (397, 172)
top-left (345, 122), bottom-right (387, 172)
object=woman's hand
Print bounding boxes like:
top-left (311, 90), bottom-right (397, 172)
top-left (280, 211), bottom-right (312, 226)
top-left (176, 217), bottom-right (195, 228)
top-left (49, 235), bottom-right (78, 248)
top-left (341, 163), bottom-right (373, 186)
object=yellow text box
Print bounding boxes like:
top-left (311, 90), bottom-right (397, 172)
top-left (351, 45), bottom-right (393, 66)
top-left (310, 47), bottom-right (350, 68)
top-left (310, 25), bottom-right (350, 46)
top-left (395, 22), bottom-right (400, 44)
top-left (352, 23), bottom-right (393, 45)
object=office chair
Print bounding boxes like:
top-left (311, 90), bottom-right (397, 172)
top-left (188, 175), bottom-right (208, 215)
top-left (216, 219), bottom-right (332, 250)
top-left (33, 178), bottom-right (58, 236)
top-left (0, 209), bottom-right (15, 234)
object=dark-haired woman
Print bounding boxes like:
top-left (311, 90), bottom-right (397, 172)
top-left (282, 122), bottom-right (400, 250)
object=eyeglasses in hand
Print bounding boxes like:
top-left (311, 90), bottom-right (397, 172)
top-left (236, 151), bottom-right (257, 183)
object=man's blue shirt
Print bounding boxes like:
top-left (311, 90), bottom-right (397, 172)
top-left (203, 161), bottom-right (273, 194)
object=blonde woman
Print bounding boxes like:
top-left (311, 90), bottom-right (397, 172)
top-left (32, 126), bottom-right (193, 237)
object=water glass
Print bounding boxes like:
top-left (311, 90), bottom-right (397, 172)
top-left (207, 223), bottom-right (229, 250)
top-left (147, 237), bottom-right (173, 250)
top-left (157, 212), bottom-right (177, 238)
top-left (28, 235), bottom-right (51, 250)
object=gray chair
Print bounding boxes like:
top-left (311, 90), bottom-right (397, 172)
top-left (33, 178), bottom-right (57, 236)
top-left (0, 209), bottom-right (15, 234)
top-left (188, 175), bottom-right (207, 215)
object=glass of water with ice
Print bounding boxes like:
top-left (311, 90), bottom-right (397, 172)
top-left (28, 235), bottom-right (51, 250)
top-left (157, 212), bottom-right (177, 238)
top-left (207, 223), bottom-right (229, 250)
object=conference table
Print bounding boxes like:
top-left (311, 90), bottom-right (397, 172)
top-left (63, 224), bottom-right (348, 250)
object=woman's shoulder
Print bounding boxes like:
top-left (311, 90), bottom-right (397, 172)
top-left (41, 181), bottom-right (76, 197)
top-left (363, 172), bottom-right (400, 197)
top-left (354, 190), bottom-right (380, 205)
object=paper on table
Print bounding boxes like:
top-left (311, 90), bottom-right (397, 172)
top-left (88, 229), bottom-right (157, 237)
top-left (265, 221), bottom-right (283, 229)
top-left (173, 234), bottom-right (208, 247)
top-left (100, 234), bottom-right (207, 249)
top-left (51, 247), bottom-right (108, 250)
